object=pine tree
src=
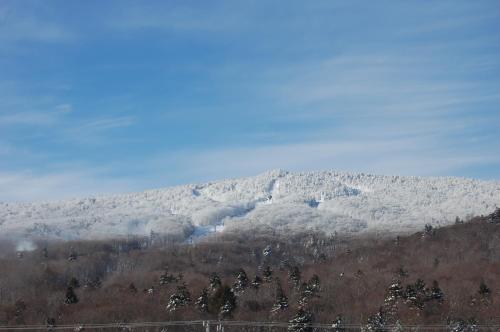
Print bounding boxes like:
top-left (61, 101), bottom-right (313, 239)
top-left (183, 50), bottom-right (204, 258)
top-left (128, 283), bottom-right (138, 293)
top-left (383, 280), bottom-right (402, 322)
top-left (262, 266), bottom-right (273, 282)
top-left (404, 279), bottom-right (426, 310)
top-left (331, 315), bottom-right (345, 332)
top-left (478, 281), bottom-right (490, 297)
top-left (65, 287), bottom-right (78, 304)
top-left (288, 266), bottom-right (301, 289)
top-left (68, 277), bottom-right (80, 289)
top-left (364, 308), bottom-right (387, 332)
top-left (232, 268), bottom-right (249, 294)
top-left (209, 273), bottom-right (222, 291)
top-left (271, 279), bottom-right (289, 313)
top-left (159, 269), bottom-right (177, 285)
top-left (478, 280), bottom-right (491, 304)
top-left (218, 286), bottom-right (237, 319)
top-left (250, 275), bottom-right (262, 291)
top-left (428, 280), bottom-right (444, 302)
top-left (166, 283), bottom-right (191, 312)
top-left (263, 245), bottom-right (272, 257)
top-left (288, 307), bottom-right (313, 332)
top-left (447, 318), bottom-right (478, 332)
top-left (195, 288), bottom-right (209, 313)
top-left (67, 250), bottom-right (77, 261)
top-left (423, 224), bottom-right (435, 237)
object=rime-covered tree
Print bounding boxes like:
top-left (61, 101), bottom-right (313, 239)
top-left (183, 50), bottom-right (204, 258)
top-left (166, 283), bottom-right (191, 312)
top-left (288, 307), bottom-right (313, 332)
top-left (64, 287), bottom-right (78, 304)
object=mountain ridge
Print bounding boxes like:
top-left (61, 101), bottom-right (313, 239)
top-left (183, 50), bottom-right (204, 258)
top-left (1, 169), bottom-right (499, 241)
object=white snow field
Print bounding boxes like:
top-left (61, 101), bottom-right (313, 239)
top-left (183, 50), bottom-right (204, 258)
top-left (1, 169), bottom-right (499, 241)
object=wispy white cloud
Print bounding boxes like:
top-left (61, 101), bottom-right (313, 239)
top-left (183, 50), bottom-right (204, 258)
top-left (61, 116), bottom-right (136, 145)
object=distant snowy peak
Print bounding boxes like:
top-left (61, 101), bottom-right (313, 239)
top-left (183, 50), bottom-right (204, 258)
top-left (1, 170), bottom-right (499, 241)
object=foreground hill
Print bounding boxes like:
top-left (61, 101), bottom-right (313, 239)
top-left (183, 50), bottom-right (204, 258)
top-left (1, 170), bottom-right (499, 241)
top-left (1, 210), bottom-right (500, 328)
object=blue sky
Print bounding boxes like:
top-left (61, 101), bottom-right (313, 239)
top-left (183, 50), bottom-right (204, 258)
top-left (1, 0), bottom-right (500, 201)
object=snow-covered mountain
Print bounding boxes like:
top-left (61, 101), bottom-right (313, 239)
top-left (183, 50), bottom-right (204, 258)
top-left (1, 170), bottom-right (499, 241)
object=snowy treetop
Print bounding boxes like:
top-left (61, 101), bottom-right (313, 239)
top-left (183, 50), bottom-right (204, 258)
top-left (1, 170), bottom-right (499, 241)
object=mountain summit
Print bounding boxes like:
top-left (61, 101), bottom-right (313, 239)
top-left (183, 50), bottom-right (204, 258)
top-left (1, 170), bottom-right (499, 241)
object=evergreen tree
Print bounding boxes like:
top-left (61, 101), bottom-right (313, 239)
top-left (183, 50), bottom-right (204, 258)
top-left (478, 281), bottom-right (490, 297)
top-left (404, 279), bottom-right (426, 310)
top-left (363, 308), bottom-right (387, 332)
top-left (209, 273), bottom-right (222, 291)
top-left (263, 245), bottom-right (272, 257)
top-left (428, 280), bottom-right (444, 302)
top-left (65, 287), bottom-right (78, 304)
top-left (423, 224), bottom-right (435, 237)
top-left (218, 286), bottom-right (237, 319)
top-left (195, 288), bottom-right (209, 313)
top-left (447, 318), bottom-right (478, 332)
top-left (128, 283), bottom-right (138, 293)
top-left (68, 277), bottom-right (80, 289)
top-left (166, 283), bottom-right (191, 312)
top-left (46, 317), bottom-right (56, 329)
top-left (478, 280), bottom-right (491, 304)
top-left (288, 307), bottom-right (313, 332)
top-left (262, 266), bottom-right (273, 282)
top-left (271, 279), bottom-right (289, 313)
top-left (383, 280), bottom-right (402, 322)
top-left (250, 275), bottom-right (262, 291)
top-left (159, 269), bottom-right (177, 285)
top-left (232, 268), bottom-right (249, 294)
top-left (288, 266), bottom-right (301, 288)
top-left (331, 315), bottom-right (345, 332)
top-left (14, 300), bottom-right (26, 324)
top-left (67, 250), bottom-right (77, 261)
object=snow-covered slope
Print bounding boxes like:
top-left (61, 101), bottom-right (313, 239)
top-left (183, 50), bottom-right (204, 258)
top-left (1, 170), bottom-right (499, 241)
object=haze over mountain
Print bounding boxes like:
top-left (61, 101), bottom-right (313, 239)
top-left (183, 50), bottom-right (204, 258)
top-left (1, 170), bottom-right (499, 242)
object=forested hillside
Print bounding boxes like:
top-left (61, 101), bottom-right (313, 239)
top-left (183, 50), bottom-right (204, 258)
top-left (1, 210), bottom-right (500, 330)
